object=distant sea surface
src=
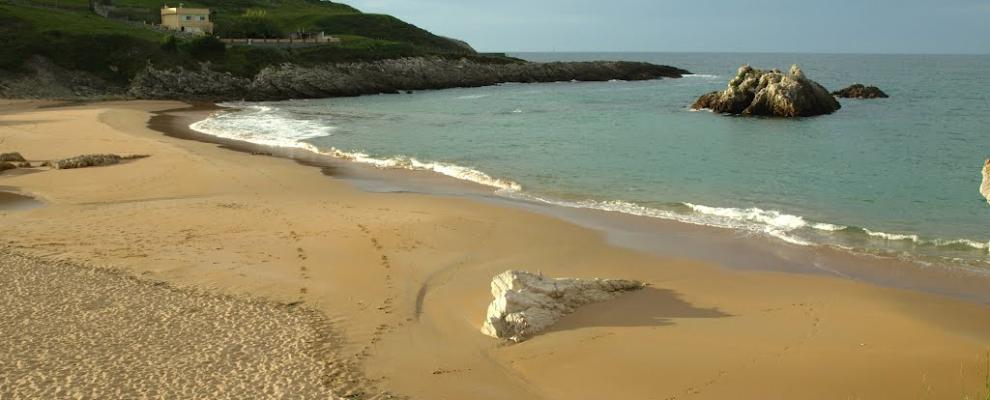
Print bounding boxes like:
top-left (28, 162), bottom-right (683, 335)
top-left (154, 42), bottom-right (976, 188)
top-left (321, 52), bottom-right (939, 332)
top-left (191, 52), bottom-right (990, 273)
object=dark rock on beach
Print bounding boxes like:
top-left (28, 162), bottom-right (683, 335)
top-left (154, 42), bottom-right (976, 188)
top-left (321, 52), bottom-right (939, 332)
top-left (52, 154), bottom-right (149, 170)
top-left (832, 84), bottom-right (889, 99)
top-left (0, 162), bottom-right (16, 172)
top-left (0, 152), bottom-right (27, 162)
top-left (692, 65), bottom-right (841, 117)
top-left (129, 57), bottom-right (690, 101)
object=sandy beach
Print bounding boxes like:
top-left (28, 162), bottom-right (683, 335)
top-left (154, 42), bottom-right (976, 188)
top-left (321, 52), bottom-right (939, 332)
top-left (1, 101), bottom-right (989, 399)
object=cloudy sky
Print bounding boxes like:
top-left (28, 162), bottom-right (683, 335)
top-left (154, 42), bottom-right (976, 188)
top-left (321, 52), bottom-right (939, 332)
top-left (344, 0), bottom-right (990, 54)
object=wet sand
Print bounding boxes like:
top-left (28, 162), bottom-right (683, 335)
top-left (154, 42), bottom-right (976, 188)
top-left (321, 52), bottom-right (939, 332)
top-left (0, 191), bottom-right (43, 211)
top-left (0, 100), bottom-right (989, 400)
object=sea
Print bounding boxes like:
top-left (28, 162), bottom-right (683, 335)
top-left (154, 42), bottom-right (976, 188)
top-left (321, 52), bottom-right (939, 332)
top-left (190, 52), bottom-right (990, 283)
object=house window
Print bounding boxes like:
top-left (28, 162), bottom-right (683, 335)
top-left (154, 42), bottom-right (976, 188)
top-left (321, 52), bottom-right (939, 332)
top-left (183, 15), bottom-right (191, 21)
top-left (198, 16), bottom-right (206, 21)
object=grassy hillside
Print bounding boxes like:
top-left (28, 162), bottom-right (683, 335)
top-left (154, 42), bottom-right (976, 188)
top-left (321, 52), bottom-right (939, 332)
top-left (0, 0), bottom-right (495, 84)
top-left (13, 0), bottom-right (467, 53)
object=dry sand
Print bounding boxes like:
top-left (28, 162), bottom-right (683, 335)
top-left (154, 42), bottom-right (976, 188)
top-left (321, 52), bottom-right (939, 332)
top-left (0, 100), bottom-right (989, 400)
top-left (0, 249), bottom-right (343, 399)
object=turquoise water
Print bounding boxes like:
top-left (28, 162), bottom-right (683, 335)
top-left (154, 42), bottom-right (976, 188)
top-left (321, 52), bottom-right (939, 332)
top-left (191, 52), bottom-right (990, 271)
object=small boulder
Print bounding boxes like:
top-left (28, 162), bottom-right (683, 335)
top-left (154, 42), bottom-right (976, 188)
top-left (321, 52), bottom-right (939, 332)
top-left (832, 84), bottom-right (888, 99)
top-left (481, 270), bottom-right (644, 342)
top-left (0, 152), bottom-right (26, 162)
top-left (0, 162), bottom-right (16, 172)
top-left (692, 64), bottom-right (841, 117)
top-left (981, 159), bottom-right (990, 204)
top-left (53, 154), bottom-right (149, 170)
top-left (17, 162), bottom-right (31, 168)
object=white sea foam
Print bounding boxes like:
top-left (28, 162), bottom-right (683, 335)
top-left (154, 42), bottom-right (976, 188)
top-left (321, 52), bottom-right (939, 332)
top-left (190, 103), bottom-right (334, 151)
top-left (811, 222), bottom-right (848, 231)
top-left (683, 74), bottom-right (720, 79)
top-left (456, 94), bottom-right (490, 100)
top-left (863, 229), bottom-right (921, 243)
top-left (860, 229), bottom-right (989, 252)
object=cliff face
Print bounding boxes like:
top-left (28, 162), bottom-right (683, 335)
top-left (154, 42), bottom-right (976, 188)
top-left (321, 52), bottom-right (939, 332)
top-left (692, 65), bottom-right (840, 117)
top-left (128, 57), bottom-right (690, 101)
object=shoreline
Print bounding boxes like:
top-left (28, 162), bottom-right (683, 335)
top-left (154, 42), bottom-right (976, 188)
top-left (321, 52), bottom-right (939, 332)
top-left (170, 102), bottom-right (990, 305)
top-left (2, 100), bottom-right (989, 399)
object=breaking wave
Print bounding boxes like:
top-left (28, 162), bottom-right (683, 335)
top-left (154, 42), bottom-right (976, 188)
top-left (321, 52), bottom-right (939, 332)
top-left (190, 104), bottom-right (522, 192)
top-left (189, 103), bottom-right (990, 262)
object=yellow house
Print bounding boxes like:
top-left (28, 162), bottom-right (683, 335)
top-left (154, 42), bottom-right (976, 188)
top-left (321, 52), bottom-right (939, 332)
top-left (161, 5), bottom-right (213, 34)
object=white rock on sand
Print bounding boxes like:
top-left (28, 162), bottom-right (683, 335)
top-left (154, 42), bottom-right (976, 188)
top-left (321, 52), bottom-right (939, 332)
top-left (982, 159), bottom-right (990, 203)
top-left (481, 270), bottom-right (644, 342)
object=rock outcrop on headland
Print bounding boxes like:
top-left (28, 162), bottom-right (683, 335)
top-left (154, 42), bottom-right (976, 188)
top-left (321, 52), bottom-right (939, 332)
top-left (481, 270), bottom-right (644, 342)
top-left (692, 65), bottom-right (841, 117)
top-left (129, 57), bottom-right (689, 101)
top-left (832, 84), bottom-right (889, 99)
top-left (981, 159), bottom-right (990, 204)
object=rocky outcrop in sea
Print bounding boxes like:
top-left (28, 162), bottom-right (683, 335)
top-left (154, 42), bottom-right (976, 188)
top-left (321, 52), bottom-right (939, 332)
top-left (481, 270), bottom-right (644, 342)
top-left (129, 57), bottom-right (690, 101)
top-left (832, 84), bottom-right (889, 99)
top-left (981, 159), bottom-right (990, 204)
top-left (692, 65), bottom-right (841, 117)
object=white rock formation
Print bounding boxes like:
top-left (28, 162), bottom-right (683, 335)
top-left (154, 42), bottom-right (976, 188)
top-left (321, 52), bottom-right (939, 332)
top-left (481, 270), bottom-right (644, 342)
top-left (981, 159), bottom-right (990, 204)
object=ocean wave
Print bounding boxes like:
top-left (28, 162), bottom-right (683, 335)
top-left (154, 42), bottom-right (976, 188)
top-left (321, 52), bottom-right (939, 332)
top-left (323, 149), bottom-right (522, 192)
top-left (857, 228), bottom-right (989, 251)
top-left (191, 103), bottom-right (990, 257)
top-left (811, 222), bottom-right (848, 231)
top-left (862, 229), bottom-right (921, 243)
top-left (684, 203), bottom-right (807, 230)
top-left (683, 74), bottom-right (720, 79)
top-left (190, 105), bottom-right (522, 192)
top-left (192, 103), bottom-right (335, 150)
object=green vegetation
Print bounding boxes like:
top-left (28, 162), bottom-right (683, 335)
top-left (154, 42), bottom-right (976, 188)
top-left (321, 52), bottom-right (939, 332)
top-left (0, 0), bottom-right (514, 85)
top-left (0, 4), bottom-right (172, 81)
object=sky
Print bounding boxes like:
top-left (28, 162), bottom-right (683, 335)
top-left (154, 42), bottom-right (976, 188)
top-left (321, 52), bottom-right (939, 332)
top-left (344, 0), bottom-right (990, 54)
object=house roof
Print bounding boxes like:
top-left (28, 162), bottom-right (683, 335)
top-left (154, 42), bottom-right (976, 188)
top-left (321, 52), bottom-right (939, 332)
top-left (161, 7), bottom-right (210, 15)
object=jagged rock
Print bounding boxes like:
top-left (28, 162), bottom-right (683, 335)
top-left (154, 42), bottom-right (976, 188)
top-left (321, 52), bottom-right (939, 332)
top-left (128, 63), bottom-right (250, 101)
top-left (981, 159), bottom-right (990, 204)
top-left (17, 162), bottom-right (31, 168)
top-left (0, 152), bottom-right (26, 162)
top-left (832, 84), bottom-right (888, 99)
top-left (0, 162), bottom-right (16, 172)
top-left (52, 154), bottom-right (149, 170)
top-left (692, 65), bottom-right (841, 117)
top-left (129, 57), bottom-right (689, 101)
top-left (481, 270), bottom-right (644, 342)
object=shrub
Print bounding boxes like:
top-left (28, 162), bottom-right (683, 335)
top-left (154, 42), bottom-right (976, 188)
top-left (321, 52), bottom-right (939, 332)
top-left (216, 16), bottom-right (284, 39)
top-left (183, 36), bottom-right (226, 62)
